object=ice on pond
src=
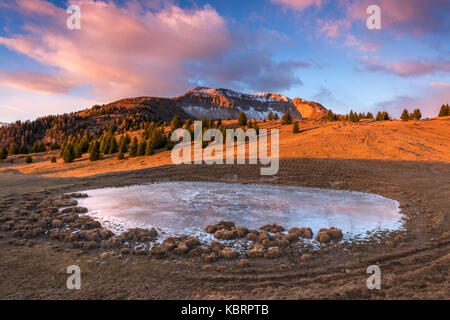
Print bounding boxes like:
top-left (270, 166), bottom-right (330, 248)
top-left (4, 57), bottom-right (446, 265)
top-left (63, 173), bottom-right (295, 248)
top-left (76, 182), bottom-right (403, 240)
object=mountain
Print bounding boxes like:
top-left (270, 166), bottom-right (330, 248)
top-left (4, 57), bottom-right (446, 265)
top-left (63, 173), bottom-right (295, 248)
top-left (83, 87), bottom-right (326, 121)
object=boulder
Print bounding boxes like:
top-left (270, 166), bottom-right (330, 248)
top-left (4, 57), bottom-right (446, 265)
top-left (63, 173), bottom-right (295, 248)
top-left (315, 227), bottom-right (343, 243)
top-left (220, 248), bottom-right (239, 259)
top-left (264, 247), bottom-right (281, 259)
top-left (260, 223), bottom-right (285, 233)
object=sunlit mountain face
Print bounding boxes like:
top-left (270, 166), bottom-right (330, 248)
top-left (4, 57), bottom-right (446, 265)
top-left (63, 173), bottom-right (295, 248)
top-left (0, 0), bottom-right (449, 123)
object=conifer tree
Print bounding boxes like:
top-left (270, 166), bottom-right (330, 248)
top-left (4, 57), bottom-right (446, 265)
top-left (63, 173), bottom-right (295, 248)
top-left (401, 109), bottom-right (410, 121)
top-left (411, 108), bottom-right (422, 120)
top-left (273, 113), bottom-right (279, 120)
top-left (89, 141), bottom-right (101, 161)
top-left (238, 111), bottom-right (247, 126)
top-left (267, 111), bottom-right (273, 121)
top-left (0, 146), bottom-right (7, 160)
top-left (137, 140), bottom-right (146, 156)
top-left (281, 112), bottom-right (292, 125)
top-left (438, 104), bottom-right (449, 117)
top-left (293, 122), bottom-right (299, 133)
top-left (62, 143), bottom-right (75, 163)
top-left (129, 137), bottom-right (138, 157)
top-left (145, 141), bottom-right (154, 156)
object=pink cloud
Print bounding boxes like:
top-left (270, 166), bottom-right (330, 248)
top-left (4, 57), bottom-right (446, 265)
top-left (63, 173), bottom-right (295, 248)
top-left (316, 19), bottom-right (350, 38)
top-left (0, 0), bottom-right (233, 100)
top-left (271, 0), bottom-right (322, 12)
top-left (0, 70), bottom-right (77, 94)
top-left (346, 0), bottom-right (450, 35)
top-left (359, 57), bottom-right (450, 77)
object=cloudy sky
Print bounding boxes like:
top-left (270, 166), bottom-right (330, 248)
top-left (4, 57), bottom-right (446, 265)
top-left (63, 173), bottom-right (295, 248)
top-left (0, 0), bottom-right (449, 122)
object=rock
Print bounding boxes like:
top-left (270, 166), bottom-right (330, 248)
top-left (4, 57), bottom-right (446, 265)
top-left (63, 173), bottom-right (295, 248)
top-left (246, 244), bottom-right (265, 259)
top-left (300, 254), bottom-right (312, 262)
top-left (315, 231), bottom-right (331, 243)
top-left (288, 227), bottom-right (313, 239)
top-left (205, 221), bottom-right (236, 234)
top-left (51, 219), bottom-right (63, 228)
top-left (246, 232), bottom-right (258, 241)
top-left (60, 207), bottom-right (88, 214)
top-left (315, 227), bottom-right (343, 243)
top-left (69, 193), bottom-right (88, 198)
top-left (214, 229), bottom-right (240, 240)
top-left (82, 241), bottom-right (98, 250)
top-left (150, 246), bottom-right (167, 259)
top-left (173, 242), bottom-right (189, 255)
top-left (236, 226), bottom-right (249, 237)
top-left (260, 223), bottom-right (285, 233)
top-left (220, 248), bottom-right (239, 259)
top-left (85, 230), bottom-right (100, 242)
top-left (202, 252), bottom-right (217, 262)
top-left (120, 248), bottom-right (131, 255)
top-left (161, 237), bottom-right (178, 251)
top-left (184, 237), bottom-right (201, 249)
top-left (264, 247), bottom-right (280, 259)
top-left (53, 199), bottom-right (78, 207)
top-left (209, 241), bottom-right (225, 253)
top-left (81, 219), bottom-right (101, 230)
top-left (188, 247), bottom-right (208, 258)
top-left (100, 230), bottom-right (114, 240)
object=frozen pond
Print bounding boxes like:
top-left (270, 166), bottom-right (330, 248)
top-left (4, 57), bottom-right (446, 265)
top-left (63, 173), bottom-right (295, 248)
top-left (75, 182), bottom-right (403, 241)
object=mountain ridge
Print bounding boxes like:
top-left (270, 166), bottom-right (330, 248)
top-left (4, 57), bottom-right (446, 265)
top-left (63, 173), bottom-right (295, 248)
top-left (81, 86), bottom-right (327, 121)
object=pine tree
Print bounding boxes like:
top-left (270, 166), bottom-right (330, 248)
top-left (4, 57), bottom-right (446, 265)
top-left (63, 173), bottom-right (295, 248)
top-left (108, 136), bottom-right (118, 154)
top-left (25, 155), bottom-right (32, 163)
top-left (411, 108), bottom-right (422, 120)
top-left (273, 113), bottom-right (279, 120)
top-left (267, 111), bottom-right (273, 121)
top-left (117, 151), bottom-right (124, 160)
top-left (62, 143), bottom-right (75, 163)
top-left (293, 122), bottom-right (299, 133)
top-left (8, 143), bottom-right (17, 155)
top-left (238, 112), bottom-right (247, 126)
top-left (438, 104), bottom-right (449, 117)
top-left (145, 141), bottom-right (154, 156)
top-left (137, 140), bottom-right (146, 156)
top-left (50, 156), bottom-right (57, 163)
top-left (281, 112), bottom-right (292, 125)
top-left (0, 146), bottom-right (7, 160)
top-left (89, 141), bottom-right (101, 162)
top-left (129, 137), bottom-right (138, 157)
top-left (401, 109), bottom-right (410, 121)
top-left (171, 115), bottom-right (183, 131)
top-left (226, 114), bottom-right (230, 121)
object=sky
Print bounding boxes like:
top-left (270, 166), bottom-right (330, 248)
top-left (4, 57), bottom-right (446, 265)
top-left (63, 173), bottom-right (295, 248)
top-left (0, 0), bottom-right (449, 122)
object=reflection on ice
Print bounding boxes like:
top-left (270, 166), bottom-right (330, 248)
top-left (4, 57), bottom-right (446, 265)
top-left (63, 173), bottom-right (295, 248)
top-left (76, 182), bottom-right (403, 240)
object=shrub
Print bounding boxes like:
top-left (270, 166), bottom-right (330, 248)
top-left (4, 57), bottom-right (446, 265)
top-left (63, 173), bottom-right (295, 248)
top-left (281, 112), bottom-right (292, 125)
top-left (237, 111), bottom-right (247, 126)
top-left (50, 156), bottom-right (57, 163)
top-left (25, 155), bottom-right (32, 163)
top-left (293, 122), bottom-right (299, 133)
